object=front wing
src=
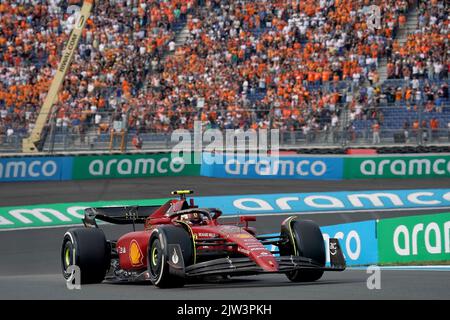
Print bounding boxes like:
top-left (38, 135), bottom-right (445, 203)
top-left (185, 256), bottom-right (344, 278)
top-left (183, 238), bottom-right (346, 278)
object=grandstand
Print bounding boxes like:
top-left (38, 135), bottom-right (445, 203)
top-left (0, 0), bottom-right (448, 153)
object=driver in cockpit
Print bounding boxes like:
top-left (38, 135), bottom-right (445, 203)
top-left (179, 212), bottom-right (207, 225)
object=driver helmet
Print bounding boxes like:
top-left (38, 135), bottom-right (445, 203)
top-left (180, 212), bottom-right (202, 225)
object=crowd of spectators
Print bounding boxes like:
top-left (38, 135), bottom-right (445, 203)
top-left (0, 0), bottom-right (448, 148)
top-left (386, 0), bottom-right (448, 80)
top-left (338, 0), bottom-right (450, 145)
top-left (123, 0), bottom-right (414, 137)
top-left (0, 0), bottom-right (196, 141)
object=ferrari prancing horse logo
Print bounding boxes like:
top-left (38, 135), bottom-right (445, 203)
top-left (129, 240), bottom-right (144, 267)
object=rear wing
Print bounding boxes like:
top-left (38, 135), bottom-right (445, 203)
top-left (82, 205), bottom-right (161, 227)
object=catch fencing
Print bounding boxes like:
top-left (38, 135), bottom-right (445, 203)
top-left (2, 100), bottom-right (449, 154)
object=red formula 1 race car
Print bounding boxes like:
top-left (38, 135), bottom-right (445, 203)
top-left (61, 190), bottom-right (345, 288)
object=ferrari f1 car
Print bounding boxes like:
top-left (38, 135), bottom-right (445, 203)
top-left (61, 190), bottom-right (345, 288)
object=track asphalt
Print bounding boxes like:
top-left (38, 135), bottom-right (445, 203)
top-left (1, 176), bottom-right (449, 299)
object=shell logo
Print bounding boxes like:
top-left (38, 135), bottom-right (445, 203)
top-left (129, 240), bottom-right (144, 267)
top-left (235, 233), bottom-right (252, 239)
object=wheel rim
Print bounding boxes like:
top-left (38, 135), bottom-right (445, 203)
top-left (61, 240), bottom-right (75, 279)
top-left (65, 247), bottom-right (71, 267)
top-left (149, 239), bottom-right (162, 279)
top-left (151, 246), bottom-right (158, 267)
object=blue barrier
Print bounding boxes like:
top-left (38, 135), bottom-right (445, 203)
top-left (321, 220), bottom-right (378, 266)
top-left (201, 153), bottom-right (343, 180)
top-left (194, 189), bottom-right (450, 215)
top-left (0, 157), bottom-right (73, 182)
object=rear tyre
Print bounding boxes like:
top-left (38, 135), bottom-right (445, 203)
top-left (147, 226), bottom-right (193, 288)
top-left (280, 219), bottom-right (325, 282)
top-left (61, 228), bottom-right (110, 284)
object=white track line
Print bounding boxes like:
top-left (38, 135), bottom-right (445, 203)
top-left (218, 206), bottom-right (450, 218)
top-left (349, 266), bottom-right (450, 271)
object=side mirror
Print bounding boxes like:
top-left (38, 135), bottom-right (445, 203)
top-left (211, 209), bottom-right (222, 220)
top-left (240, 216), bottom-right (256, 228)
top-left (240, 216), bottom-right (256, 223)
top-left (148, 217), bottom-right (171, 225)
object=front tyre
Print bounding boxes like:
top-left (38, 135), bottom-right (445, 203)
top-left (61, 228), bottom-right (110, 284)
top-left (147, 226), bottom-right (193, 288)
top-left (280, 219), bottom-right (325, 282)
